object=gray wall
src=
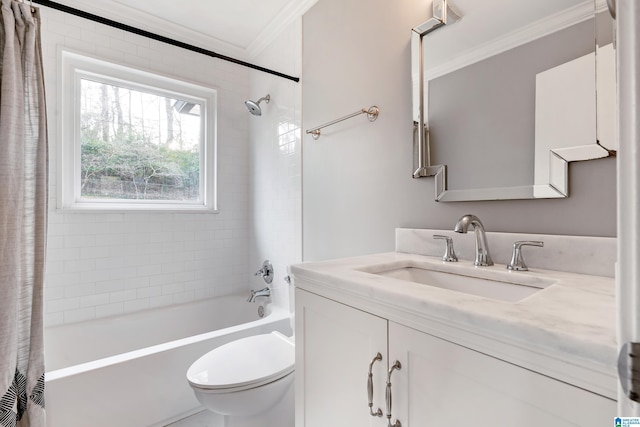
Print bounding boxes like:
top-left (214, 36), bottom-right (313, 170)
top-left (302, 0), bottom-right (616, 262)
top-left (430, 20), bottom-right (595, 190)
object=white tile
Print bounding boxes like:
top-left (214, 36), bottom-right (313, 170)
top-left (47, 22), bottom-right (82, 38)
top-left (42, 13), bottom-right (254, 323)
top-left (95, 302), bottom-right (124, 318)
top-left (47, 297), bottom-right (80, 313)
top-left (44, 261), bottom-right (64, 275)
top-left (95, 280), bottom-right (124, 294)
top-left (45, 272), bottom-right (82, 288)
top-left (126, 254), bottom-right (151, 268)
top-left (110, 38), bottom-right (137, 55)
top-left (80, 293), bottom-right (110, 307)
top-left (65, 283), bottom-right (97, 298)
top-left (110, 289), bottom-right (137, 303)
top-left (149, 273), bottom-right (174, 287)
top-left (47, 247), bottom-right (80, 261)
top-left (64, 259), bottom-right (96, 273)
top-left (80, 29), bottom-right (110, 47)
top-left (78, 246), bottom-right (111, 260)
top-left (112, 244), bottom-right (137, 257)
top-left (123, 298), bottom-right (149, 313)
top-left (47, 236), bottom-right (64, 249)
top-left (172, 291), bottom-right (196, 305)
top-left (137, 264), bottom-right (162, 277)
top-left (136, 286), bottom-right (161, 298)
top-left (109, 266), bottom-right (138, 280)
top-left (95, 234), bottom-right (126, 247)
top-left (44, 286), bottom-right (65, 300)
top-left (148, 294), bottom-right (173, 308)
top-left (44, 312), bottom-right (64, 327)
top-left (126, 276), bottom-right (150, 288)
top-left (161, 262), bottom-right (185, 274)
top-left (162, 283), bottom-right (185, 295)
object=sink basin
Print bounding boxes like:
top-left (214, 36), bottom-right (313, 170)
top-left (363, 262), bottom-right (555, 303)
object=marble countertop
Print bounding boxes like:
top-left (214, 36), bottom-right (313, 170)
top-left (291, 251), bottom-right (617, 396)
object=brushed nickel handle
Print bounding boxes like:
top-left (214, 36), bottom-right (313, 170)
top-left (367, 352), bottom-right (383, 417)
top-left (385, 360), bottom-right (402, 427)
top-left (433, 234), bottom-right (458, 262)
top-left (507, 241), bottom-right (544, 271)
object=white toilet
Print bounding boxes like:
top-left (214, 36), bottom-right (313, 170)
top-left (187, 331), bottom-right (295, 427)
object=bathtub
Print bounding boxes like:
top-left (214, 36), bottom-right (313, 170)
top-left (44, 294), bottom-right (292, 427)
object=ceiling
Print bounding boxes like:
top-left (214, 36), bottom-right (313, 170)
top-left (421, 0), bottom-right (607, 77)
top-left (54, 0), bottom-right (319, 59)
top-left (48, 0), bottom-right (607, 65)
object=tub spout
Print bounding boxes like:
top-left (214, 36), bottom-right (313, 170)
top-left (247, 287), bottom-right (270, 303)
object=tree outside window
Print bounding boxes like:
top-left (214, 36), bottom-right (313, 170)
top-left (79, 79), bottom-right (202, 202)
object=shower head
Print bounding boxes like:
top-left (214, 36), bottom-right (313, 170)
top-left (244, 94), bottom-right (270, 116)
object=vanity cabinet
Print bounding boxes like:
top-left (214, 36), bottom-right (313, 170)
top-left (389, 322), bottom-right (614, 426)
top-left (295, 289), bottom-right (387, 427)
top-left (295, 289), bottom-right (615, 427)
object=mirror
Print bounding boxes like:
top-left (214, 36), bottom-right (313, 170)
top-left (412, 0), bottom-right (616, 201)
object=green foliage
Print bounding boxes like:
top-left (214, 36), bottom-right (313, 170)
top-left (80, 119), bottom-right (200, 200)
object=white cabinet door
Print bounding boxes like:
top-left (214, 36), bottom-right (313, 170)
top-left (389, 322), bottom-right (616, 427)
top-left (295, 289), bottom-right (388, 427)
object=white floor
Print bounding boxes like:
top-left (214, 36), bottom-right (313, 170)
top-left (165, 410), bottom-right (224, 427)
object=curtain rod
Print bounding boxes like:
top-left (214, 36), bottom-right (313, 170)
top-left (31, 0), bottom-right (301, 83)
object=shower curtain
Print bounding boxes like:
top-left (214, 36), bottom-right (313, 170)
top-left (0, 0), bottom-right (48, 426)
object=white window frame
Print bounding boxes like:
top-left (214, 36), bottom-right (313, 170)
top-left (58, 50), bottom-right (217, 211)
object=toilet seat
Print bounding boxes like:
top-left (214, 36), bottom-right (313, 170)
top-left (187, 332), bottom-right (294, 393)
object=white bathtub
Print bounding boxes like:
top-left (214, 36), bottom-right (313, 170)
top-left (44, 294), bottom-right (292, 427)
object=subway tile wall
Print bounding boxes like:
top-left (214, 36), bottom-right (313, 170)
top-left (248, 18), bottom-right (303, 314)
top-left (41, 9), bottom-right (252, 326)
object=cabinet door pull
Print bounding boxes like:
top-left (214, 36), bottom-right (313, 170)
top-left (385, 360), bottom-right (402, 427)
top-left (367, 352), bottom-right (383, 417)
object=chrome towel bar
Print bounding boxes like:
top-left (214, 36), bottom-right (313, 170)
top-left (306, 106), bottom-right (379, 140)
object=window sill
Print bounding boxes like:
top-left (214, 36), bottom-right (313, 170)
top-left (56, 204), bottom-right (219, 214)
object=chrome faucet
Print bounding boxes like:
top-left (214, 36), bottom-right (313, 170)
top-left (255, 260), bottom-right (274, 284)
top-left (433, 235), bottom-right (458, 262)
top-left (454, 214), bottom-right (494, 266)
top-left (507, 241), bottom-right (544, 271)
top-left (247, 286), bottom-right (270, 303)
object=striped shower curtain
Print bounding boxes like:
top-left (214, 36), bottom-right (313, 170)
top-left (0, 0), bottom-right (48, 426)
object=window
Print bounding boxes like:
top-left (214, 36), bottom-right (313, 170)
top-left (59, 51), bottom-right (216, 210)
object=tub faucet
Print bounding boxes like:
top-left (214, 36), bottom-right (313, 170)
top-left (255, 260), bottom-right (274, 284)
top-left (454, 214), bottom-right (494, 266)
top-left (247, 287), bottom-right (270, 303)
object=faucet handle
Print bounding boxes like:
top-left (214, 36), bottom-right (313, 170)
top-left (255, 260), bottom-right (274, 283)
top-left (507, 241), bottom-right (544, 271)
top-left (433, 235), bottom-right (458, 262)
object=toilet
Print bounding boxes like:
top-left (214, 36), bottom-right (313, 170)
top-left (187, 331), bottom-right (295, 427)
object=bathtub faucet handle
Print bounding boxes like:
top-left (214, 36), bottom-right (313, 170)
top-left (255, 260), bottom-right (274, 284)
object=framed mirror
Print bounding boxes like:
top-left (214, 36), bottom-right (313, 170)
top-left (412, 0), bottom-right (616, 201)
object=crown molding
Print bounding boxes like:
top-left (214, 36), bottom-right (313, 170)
top-left (424, 0), bottom-right (596, 81)
top-left (247, 0), bottom-right (319, 59)
top-left (49, 0), bottom-right (248, 60)
top-left (594, 0), bottom-right (609, 14)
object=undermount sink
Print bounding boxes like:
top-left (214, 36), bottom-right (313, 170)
top-left (362, 262), bottom-right (555, 303)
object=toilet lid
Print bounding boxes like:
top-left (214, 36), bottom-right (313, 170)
top-left (187, 332), bottom-right (294, 391)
